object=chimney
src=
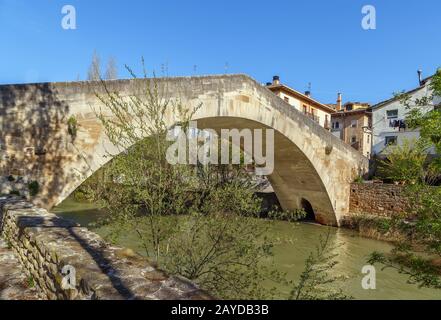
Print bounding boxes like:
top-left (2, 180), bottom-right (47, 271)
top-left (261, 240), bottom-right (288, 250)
top-left (336, 93), bottom-right (342, 111)
top-left (305, 90), bottom-right (311, 97)
top-left (272, 75), bottom-right (280, 85)
top-left (417, 69), bottom-right (423, 86)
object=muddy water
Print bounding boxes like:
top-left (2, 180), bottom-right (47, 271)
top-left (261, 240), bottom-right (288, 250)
top-left (53, 197), bottom-right (440, 300)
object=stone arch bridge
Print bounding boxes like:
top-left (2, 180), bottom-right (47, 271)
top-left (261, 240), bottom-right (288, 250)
top-left (0, 75), bottom-right (368, 226)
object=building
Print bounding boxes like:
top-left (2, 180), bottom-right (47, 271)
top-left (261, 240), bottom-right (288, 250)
top-left (330, 95), bottom-right (372, 158)
top-left (266, 76), bottom-right (335, 130)
top-left (371, 71), bottom-right (439, 156)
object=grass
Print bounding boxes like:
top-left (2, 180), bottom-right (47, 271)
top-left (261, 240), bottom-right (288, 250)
top-left (26, 276), bottom-right (35, 288)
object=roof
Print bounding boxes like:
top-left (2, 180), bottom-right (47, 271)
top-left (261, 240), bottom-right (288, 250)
top-left (371, 75), bottom-right (434, 110)
top-left (267, 83), bottom-right (336, 113)
top-left (331, 108), bottom-right (372, 117)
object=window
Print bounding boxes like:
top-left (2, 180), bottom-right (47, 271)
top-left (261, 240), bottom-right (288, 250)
top-left (386, 109), bottom-right (398, 119)
top-left (385, 136), bottom-right (397, 146)
top-left (351, 120), bottom-right (357, 128)
top-left (333, 121), bottom-right (340, 129)
top-left (284, 97), bottom-right (289, 103)
top-left (351, 136), bottom-right (357, 143)
top-left (303, 105), bottom-right (308, 114)
top-left (367, 135), bottom-right (370, 144)
top-left (346, 104), bottom-right (353, 111)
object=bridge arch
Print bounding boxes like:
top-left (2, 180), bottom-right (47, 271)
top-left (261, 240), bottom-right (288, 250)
top-left (0, 74), bottom-right (368, 226)
top-left (193, 116), bottom-right (334, 224)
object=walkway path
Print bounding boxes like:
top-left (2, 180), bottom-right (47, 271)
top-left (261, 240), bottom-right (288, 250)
top-left (0, 238), bottom-right (41, 300)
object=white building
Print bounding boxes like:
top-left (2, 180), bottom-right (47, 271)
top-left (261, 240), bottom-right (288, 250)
top-left (371, 72), bottom-right (439, 156)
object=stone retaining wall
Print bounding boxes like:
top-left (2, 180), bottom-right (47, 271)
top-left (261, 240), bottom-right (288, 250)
top-left (349, 183), bottom-right (410, 217)
top-left (0, 196), bottom-right (210, 300)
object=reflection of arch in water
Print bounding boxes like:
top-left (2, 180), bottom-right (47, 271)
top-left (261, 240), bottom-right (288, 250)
top-left (301, 198), bottom-right (316, 221)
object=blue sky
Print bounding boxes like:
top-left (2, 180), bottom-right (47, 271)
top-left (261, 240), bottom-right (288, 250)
top-left (0, 0), bottom-right (440, 104)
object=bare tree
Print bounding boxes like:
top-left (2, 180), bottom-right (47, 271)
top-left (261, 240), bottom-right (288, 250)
top-left (105, 57), bottom-right (118, 80)
top-left (87, 50), bottom-right (101, 81)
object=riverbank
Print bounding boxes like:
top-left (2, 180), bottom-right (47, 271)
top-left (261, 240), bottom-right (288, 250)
top-left (341, 214), bottom-right (408, 243)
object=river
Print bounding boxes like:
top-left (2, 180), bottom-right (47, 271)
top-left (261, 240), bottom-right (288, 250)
top-left (53, 197), bottom-right (440, 300)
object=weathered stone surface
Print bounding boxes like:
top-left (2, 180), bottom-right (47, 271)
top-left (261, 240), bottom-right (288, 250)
top-left (0, 75), bottom-right (368, 225)
top-left (0, 196), bottom-right (211, 300)
top-left (0, 238), bottom-right (41, 300)
top-left (348, 183), bottom-right (411, 217)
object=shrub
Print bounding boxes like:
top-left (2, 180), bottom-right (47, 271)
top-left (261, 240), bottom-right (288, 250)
top-left (9, 190), bottom-right (20, 196)
top-left (377, 138), bottom-right (428, 184)
top-left (353, 176), bottom-right (364, 184)
top-left (26, 276), bottom-right (35, 288)
top-left (28, 181), bottom-right (40, 197)
top-left (267, 208), bottom-right (307, 222)
top-left (67, 115), bottom-right (78, 140)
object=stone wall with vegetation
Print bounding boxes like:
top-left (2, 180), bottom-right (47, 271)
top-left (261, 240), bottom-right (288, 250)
top-left (348, 183), bottom-right (410, 217)
top-left (0, 196), bottom-right (210, 300)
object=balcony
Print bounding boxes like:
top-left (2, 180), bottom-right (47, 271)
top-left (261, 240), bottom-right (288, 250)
top-left (303, 111), bottom-right (320, 123)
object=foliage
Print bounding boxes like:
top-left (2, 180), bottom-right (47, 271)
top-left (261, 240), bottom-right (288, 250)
top-left (368, 69), bottom-right (441, 291)
top-left (400, 68), bottom-right (441, 169)
top-left (87, 60), bottom-right (288, 298)
top-left (162, 212), bottom-right (279, 299)
top-left (368, 181), bottom-right (441, 289)
top-left (26, 276), bottom-right (35, 288)
top-left (266, 208), bottom-right (307, 222)
top-left (74, 166), bottom-right (110, 202)
top-left (67, 115), bottom-right (78, 141)
top-left (368, 245), bottom-right (441, 290)
top-left (377, 138), bottom-right (429, 184)
top-left (290, 229), bottom-right (352, 300)
top-left (27, 181), bottom-right (39, 197)
top-left (353, 176), bottom-right (364, 184)
top-left (9, 190), bottom-right (20, 196)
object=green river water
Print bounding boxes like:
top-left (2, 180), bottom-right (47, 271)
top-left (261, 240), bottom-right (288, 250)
top-left (53, 197), bottom-right (440, 300)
